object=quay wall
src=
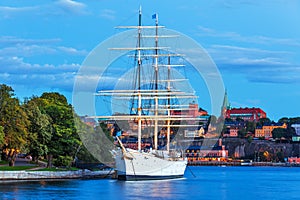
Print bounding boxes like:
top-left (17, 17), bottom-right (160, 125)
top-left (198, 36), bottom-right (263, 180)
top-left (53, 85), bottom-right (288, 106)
top-left (0, 170), bottom-right (113, 180)
top-left (188, 161), bottom-right (290, 167)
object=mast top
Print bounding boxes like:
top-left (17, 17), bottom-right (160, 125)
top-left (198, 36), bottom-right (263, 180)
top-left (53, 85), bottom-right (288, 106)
top-left (152, 13), bottom-right (158, 24)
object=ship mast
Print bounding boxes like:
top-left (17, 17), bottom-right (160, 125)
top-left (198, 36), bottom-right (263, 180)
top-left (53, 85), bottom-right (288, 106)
top-left (166, 56), bottom-right (171, 152)
top-left (93, 8), bottom-right (200, 157)
top-left (137, 7), bottom-right (142, 151)
top-left (153, 13), bottom-right (159, 150)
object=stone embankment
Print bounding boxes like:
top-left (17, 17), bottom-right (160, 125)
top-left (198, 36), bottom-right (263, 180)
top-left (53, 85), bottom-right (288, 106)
top-left (0, 169), bottom-right (114, 181)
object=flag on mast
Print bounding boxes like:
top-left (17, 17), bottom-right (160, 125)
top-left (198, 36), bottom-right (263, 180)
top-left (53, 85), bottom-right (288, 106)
top-left (152, 13), bottom-right (157, 20)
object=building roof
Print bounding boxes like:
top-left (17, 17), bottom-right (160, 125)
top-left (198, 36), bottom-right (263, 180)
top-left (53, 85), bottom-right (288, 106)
top-left (228, 107), bottom-right (266, 114)
top-left (263, 122), bottom-right (286, 126)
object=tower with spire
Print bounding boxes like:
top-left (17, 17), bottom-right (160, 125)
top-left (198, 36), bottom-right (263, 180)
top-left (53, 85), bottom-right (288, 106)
top-left (221, 89), bottom-right (230, 118)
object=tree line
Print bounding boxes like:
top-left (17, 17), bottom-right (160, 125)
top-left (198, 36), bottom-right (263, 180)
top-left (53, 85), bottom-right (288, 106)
top-left (0, 84), bottom-right (100, 167)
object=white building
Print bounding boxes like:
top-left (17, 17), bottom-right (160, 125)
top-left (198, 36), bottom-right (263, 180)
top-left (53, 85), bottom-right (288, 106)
top-left (292, 124), bottom-right (300, 135)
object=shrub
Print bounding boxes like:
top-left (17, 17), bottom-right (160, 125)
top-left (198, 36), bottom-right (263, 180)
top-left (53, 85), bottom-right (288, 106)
top-left (53, 155), bottom-right (73, 167)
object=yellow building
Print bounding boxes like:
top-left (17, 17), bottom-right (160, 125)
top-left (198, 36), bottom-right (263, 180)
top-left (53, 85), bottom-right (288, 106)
top-left (255, 123), bottom-right (287, 138)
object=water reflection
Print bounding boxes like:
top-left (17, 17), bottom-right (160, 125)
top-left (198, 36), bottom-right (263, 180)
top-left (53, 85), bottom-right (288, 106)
top-left (2, 167), bottom-right (300, 200)
top-left (116, 178), bottom-right (187, 200)
top-left (0, 179), bottom-right (82, 200)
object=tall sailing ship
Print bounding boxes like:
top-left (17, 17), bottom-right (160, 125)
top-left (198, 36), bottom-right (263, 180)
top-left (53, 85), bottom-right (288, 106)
top-left (95, 8), bottom-right (202, 180)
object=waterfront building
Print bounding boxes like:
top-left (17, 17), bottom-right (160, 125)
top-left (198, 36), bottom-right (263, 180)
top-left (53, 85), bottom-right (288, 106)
top-left (292, 124), bottom-right (300, 135)
top-left (254, 122), bottom-right (287, 139)
top-left (255, 127), bottom-right (264, 138)
top-left (226, 107), bottom-right (266, 122)
top-left (288, 157), bottom-right (300, 164)
top-left (291, 136), bottom-right (300, 142)
top-left (292, 124), bottom-right (300, 142)
top-left (184, 127), bottom-right (205, 138)
top-left (223, 127), bottom-right (239, 137)
top-left (186, 139), bottom-right (228, 164)
top-left (223, 120), bottom-right (245, 137)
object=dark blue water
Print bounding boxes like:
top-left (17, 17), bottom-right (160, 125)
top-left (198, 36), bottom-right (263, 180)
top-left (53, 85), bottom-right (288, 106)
top-left (1, 166), bottom-right (300, 200)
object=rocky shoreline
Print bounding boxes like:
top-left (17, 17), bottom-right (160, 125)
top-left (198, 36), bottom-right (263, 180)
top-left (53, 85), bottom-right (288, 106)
top-left (223, 138), bottom-right (300, 159)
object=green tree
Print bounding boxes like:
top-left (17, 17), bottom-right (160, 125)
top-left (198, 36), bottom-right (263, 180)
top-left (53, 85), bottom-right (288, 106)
top-left (289, 117), bottom-right (300, 125)
top-left (0, 84), bottom-right (29, 166)
top-left (272, 127), bottom-right (293, 140)
top-left (74, 115), bottom-right (114, 166)
top-left (247, 136), bottom-right (253, 143)
top-left (279, 117), bottom-right (300, 126)
top-left (0, 126), bottom-right (4, 146)
top-left (278, 117), bottom-right (289, 124)
top-left (23, 97), bottom-right (52, 162)
top-left (276, 151), bottom-right (284, 162)
top-left (39, 92), bottom-right (80, 167)
top-left (238, 128), bottom-right (247, 138)
top-left (257, 118), bottom-right (271, 127)
top-left (225, 118), bottom-right (233, 122)
top-left (272, 128), bottom-right (286, 139)
top-left (0, 126), bottom-right (4, 160)
top-left (287, 126), bottom-right (296, 138)
top-left (98, 122), bottom-right (114, 142)
top-left (246, 121), bottom-right (256, 134)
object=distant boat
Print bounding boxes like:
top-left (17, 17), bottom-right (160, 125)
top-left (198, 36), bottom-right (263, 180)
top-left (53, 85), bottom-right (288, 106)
top-left (240, 160), bottom-right (253, 166)
top-left (94, 7), bottom-right (201, 181)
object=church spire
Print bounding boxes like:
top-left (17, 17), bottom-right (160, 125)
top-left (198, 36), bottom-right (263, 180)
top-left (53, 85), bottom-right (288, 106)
top-left (221, 89), bottom-right (230, 117)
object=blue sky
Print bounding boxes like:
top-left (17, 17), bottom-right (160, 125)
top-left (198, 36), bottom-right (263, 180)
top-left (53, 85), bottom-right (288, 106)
top-left (0, 0), bottom-right (300, 121)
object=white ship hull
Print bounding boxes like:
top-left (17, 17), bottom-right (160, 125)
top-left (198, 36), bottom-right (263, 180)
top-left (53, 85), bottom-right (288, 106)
top-left (115, 149), bottom-right (187, 181)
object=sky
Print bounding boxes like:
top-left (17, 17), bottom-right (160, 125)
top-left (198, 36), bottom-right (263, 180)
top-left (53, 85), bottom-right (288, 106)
top-left (0, 0), bottom-right (300, 121)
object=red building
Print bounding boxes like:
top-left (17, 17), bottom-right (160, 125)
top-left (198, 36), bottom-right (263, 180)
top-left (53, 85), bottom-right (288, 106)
top-left (170, 103), bottom-right (208, 118)
top-left (288, 157), bottom-right (300, 164)
top-left (226, 107), bottom-right (266, 122)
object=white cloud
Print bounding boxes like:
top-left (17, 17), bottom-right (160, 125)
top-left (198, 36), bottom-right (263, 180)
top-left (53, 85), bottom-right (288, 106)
top-left (219, 0), bottom-right (259, 8)
top-left (0, 36), bottom-right (61, 45)
top-left (0, 6), bottom-right (37, 13)
top-left (0, 45), bottom-right (56, 57)
top-left (0, 5), bottom-right (39, 18)
top-left (205, 44), bottom-right (300, 84)
top-left (210, 44), bottom-right (289, 53)
top-left (100, 9), bottom-right (116, 20)
top-left (209, 44), bottom-right (291, 66)
top-left (0, 56), bottom-right (79, 74)
top-left (0, 56), bottom-right (80, 92)
top-left (0, 1), bottom-right (89, 17)
top-left (57, 46), bottom-right (88, 56)
top-left (0, 36), bottom-right (88, 57)
top-left (0, 36), bottom-right (87, 93)
top-left (197, 26), bottom-right (300, 47)
top-left (54, 0), bottom-right (89, 15)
